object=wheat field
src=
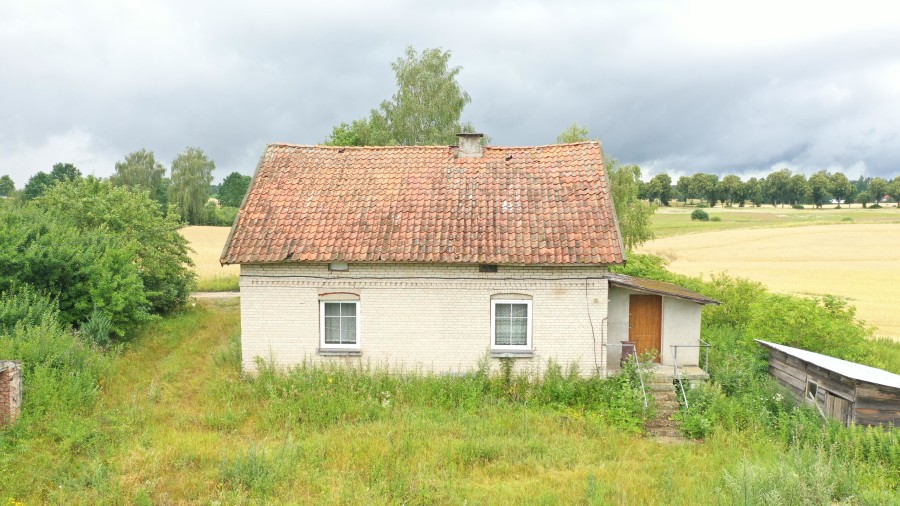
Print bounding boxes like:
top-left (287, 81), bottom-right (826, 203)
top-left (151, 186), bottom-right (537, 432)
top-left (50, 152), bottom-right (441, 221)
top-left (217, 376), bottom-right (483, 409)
top-left (181, 226), bottom-right (239, 290)
top-left (640, 223), bottom-right (900, 340)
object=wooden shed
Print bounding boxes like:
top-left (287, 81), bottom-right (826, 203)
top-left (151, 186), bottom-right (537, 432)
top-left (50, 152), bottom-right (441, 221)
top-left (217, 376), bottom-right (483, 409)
top-left (756, 340), bottom-right (900, 427)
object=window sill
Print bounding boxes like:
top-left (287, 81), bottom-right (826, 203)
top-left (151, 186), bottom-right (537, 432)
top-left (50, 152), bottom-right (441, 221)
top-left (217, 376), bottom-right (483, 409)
top-left (317, 348), bottom-right (362, 357)
top-left (491, 350), bottom-right (534, 359)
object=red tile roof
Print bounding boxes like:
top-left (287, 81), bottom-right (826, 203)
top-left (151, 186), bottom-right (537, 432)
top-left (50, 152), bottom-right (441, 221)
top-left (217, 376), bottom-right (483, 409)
top-left (220, 142), bottom-right (624, 265)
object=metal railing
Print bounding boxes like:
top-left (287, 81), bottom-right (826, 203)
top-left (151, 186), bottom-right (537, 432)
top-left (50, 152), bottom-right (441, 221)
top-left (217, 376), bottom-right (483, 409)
top-left (671, 340), bottom-right (712, 375)
top-left (671, 347), bottom-right (690, 411)
top-left (605, 342), bottom-right (649, 412)
top-left (669, 341), bottom-right (712, 412)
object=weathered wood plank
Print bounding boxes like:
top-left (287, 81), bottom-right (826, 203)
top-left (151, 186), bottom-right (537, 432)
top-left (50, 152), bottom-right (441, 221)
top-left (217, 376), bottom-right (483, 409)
top-left (770, 366), bottom-right (806, 393)
top-left (769, 358), bottom-right (806, 382)
top-left (856, 384), bottom-right (899, 401)
top-left (854, 408), bottom-right (900, 426)
top-left (854, 397), bottom-right (900, 412)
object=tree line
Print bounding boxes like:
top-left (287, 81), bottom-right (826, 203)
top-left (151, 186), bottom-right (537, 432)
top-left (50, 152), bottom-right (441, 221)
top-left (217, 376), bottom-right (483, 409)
top-left (0, 149), bottom-right (252, 226)
top-left (640, 169), bottom-right (900, 209)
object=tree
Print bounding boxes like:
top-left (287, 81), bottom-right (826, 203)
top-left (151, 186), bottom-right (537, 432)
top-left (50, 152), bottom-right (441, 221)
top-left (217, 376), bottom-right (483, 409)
top-left (676, 176), bottom-right (691, 204)
top-left (50, 162), bottom-right (81, 182)
top-left (787, 173), bottom-right (809, 206)
top-left (745, 177), bottom-right (764, 207)
top-left (867, 177), bottom-right (888, 206)
top-left (829, 172), bottom-right (853, 208)
top-left (557, 123), bottom-right (590, 143)
top-left (0, 175), bottom-right (14, 196)
top-left (889, 177), bottom-right (900, 209)
top-left (217, 172), bottom-right (252, 208)
top-left (645, 173), bottom-right (673, 206)
top-left (169, 147), bottom-right (215, 224)
top-left (608, 159), bottom-right (655, 250)
top-left (689, 173), bottom-right (718, 207)
top-left (110, 149), bottom-right (166, 203)
top-left (22, 163), bottom-right (82, 201)
top-left (719, 175), bottom-right (743, 207)
top-left (765, 169), bottom-right (791, 207)
top-left (806, 170), bottom-right (830, 208)
top-left (326, 46), bottom-right (478, 146)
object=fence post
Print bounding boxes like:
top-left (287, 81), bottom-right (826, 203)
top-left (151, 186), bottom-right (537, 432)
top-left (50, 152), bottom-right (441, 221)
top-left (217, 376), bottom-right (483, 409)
top-left (0, 360), bottom-right (23, 426)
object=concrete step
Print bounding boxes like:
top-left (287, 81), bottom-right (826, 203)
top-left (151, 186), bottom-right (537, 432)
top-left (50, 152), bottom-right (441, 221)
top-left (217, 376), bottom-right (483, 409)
top-left (656, 402), bottom-right (680, 411)
top-left (648, 427), bottom-right (683, 438)
top-left (649, 382), bottom-right (674, 392)
top-left (652, 391), bottom-right (677, 400)
top-left (646, 418), bottom-right (679, 429)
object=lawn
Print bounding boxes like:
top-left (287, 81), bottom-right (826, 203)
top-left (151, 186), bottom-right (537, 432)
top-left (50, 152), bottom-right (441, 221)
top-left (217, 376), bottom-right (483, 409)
top-left (3, 300), bottom-right (893, 504)
top-left (640, 223), bottom-right (900, 341)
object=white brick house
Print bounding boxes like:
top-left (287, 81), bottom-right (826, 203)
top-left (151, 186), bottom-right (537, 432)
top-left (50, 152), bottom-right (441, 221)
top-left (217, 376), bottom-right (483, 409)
top-left (221, 134), bottom-right (717, 376)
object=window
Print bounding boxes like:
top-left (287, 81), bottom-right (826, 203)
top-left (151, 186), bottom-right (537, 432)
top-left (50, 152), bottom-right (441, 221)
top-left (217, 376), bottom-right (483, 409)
top-left (320, 301), bottom-right (359, 349)
top-left (806, 381), bottom-right (818, 401)
top-left (491, 299), bottom-right (532, 351)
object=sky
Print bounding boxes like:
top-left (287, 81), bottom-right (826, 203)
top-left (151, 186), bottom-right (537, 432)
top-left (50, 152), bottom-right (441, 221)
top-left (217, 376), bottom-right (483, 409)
top-left (1, 0), bottom-right (899, 186)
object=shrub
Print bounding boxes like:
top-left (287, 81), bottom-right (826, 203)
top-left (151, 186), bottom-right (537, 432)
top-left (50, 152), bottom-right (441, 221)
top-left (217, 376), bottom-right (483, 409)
top-left (36, 178), bottom-right (195, 316)
top-left (792, 204), bottom-right (804, 209)
top-left (710, 216), bottom-right (721, 222)
top-left (869, 203), bottom-right (882, 209)
top-left (691, 209), bottom-right (709, 221)
top-left (80, 308), bottom-right (112, 347)
top-left (0, 206), bottom-right (151, 335)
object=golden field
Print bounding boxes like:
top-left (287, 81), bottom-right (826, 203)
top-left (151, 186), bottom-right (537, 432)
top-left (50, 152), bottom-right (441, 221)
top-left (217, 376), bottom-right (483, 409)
top-left (181, 226), bottom-right (239, 290)
top-left (640, 223), bottom-right (900, 341)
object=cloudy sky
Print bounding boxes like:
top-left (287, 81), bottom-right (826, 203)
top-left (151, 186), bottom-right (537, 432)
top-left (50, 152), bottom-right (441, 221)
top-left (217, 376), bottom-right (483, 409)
top-left (2, 0), bottom-right (899, 186)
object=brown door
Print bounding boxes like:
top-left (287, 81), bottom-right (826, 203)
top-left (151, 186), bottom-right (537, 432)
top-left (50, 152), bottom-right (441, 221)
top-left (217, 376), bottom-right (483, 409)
top-left (629, 295), bottom-right (662, 363)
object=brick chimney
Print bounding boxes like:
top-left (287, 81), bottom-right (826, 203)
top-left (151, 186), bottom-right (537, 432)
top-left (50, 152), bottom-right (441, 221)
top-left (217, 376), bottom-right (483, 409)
top-left (457, 133), bottom-right (484, 158)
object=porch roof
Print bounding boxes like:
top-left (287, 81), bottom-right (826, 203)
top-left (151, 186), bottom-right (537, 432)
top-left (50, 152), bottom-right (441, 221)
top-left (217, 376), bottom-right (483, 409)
top-left (605, 274), bottom-right (720, 305)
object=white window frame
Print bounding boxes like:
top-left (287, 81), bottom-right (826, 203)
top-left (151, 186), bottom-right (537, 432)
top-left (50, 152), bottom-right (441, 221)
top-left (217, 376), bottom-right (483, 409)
top-left (491, 299), bottom-right (533, 351)
top-left (319, 300), bottom-right (360, 350)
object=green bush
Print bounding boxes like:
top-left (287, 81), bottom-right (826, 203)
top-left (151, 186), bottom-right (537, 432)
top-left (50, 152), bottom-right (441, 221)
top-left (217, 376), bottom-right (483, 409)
top-left (792, 204), bottom-right (804, 209)
top-left (691, 209), bottom-right (709, 221)
top-left (0, 206), bottom-right (151, 335)
top-left (36, 178), bottom-right (195, 316)
top-left (710, 216), bottom-right (721, 222)
top-left (869, 203), bottom-right (882, 209)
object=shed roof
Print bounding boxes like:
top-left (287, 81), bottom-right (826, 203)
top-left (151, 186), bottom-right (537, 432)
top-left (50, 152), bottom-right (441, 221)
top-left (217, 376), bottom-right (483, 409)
top-left (220, 142), bottom-right (624, 265)
top-left (605, 273), bottom-right (720, 305)
top-left (756, 340), bottom-right (900, 390)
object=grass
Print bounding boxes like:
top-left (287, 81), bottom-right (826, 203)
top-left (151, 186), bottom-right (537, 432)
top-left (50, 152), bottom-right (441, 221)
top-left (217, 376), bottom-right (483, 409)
top-left (640, 223), bottom-right (900, 341)
top-left (652, 204), bottom-right (900, 238)
top-left (2, 300), bottom-right (896, 504)
top-left (196, 274), bottom-right (239, 292)
top-left (180, 225), bottom-right (239, 290)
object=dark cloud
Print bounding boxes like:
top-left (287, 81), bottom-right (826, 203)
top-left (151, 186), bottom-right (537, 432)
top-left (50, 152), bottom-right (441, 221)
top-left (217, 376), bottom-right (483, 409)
top-left (1, 0), bottom-right (898, 186)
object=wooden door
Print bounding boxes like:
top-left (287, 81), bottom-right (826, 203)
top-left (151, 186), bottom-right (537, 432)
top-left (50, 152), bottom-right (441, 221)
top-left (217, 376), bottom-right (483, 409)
top-left (825, 392), bottom-right (852, 424)
top-left (629, 295), bottom-right (662, 363)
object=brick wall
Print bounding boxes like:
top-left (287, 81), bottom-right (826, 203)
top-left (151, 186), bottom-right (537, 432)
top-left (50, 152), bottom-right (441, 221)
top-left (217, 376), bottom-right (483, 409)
top-left (239, 263), bottom-right (609, 376)
top-left (0, 360), bottom-right (22, 426)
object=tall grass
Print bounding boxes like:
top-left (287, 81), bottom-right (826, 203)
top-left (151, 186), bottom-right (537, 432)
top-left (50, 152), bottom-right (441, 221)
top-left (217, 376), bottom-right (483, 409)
top-left (195, 274), bottom-right (239, 292)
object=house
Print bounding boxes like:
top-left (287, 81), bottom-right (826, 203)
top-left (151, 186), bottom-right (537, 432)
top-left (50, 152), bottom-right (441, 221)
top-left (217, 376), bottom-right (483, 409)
top-left (756, 340), bottom-right (900, 427)
top-left (221, 133), bottom-right (717, 377)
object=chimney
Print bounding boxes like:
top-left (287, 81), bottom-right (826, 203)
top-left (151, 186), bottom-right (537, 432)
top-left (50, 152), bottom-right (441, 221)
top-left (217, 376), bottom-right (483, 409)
top-left (457, 133), bottom-right (484, 158)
